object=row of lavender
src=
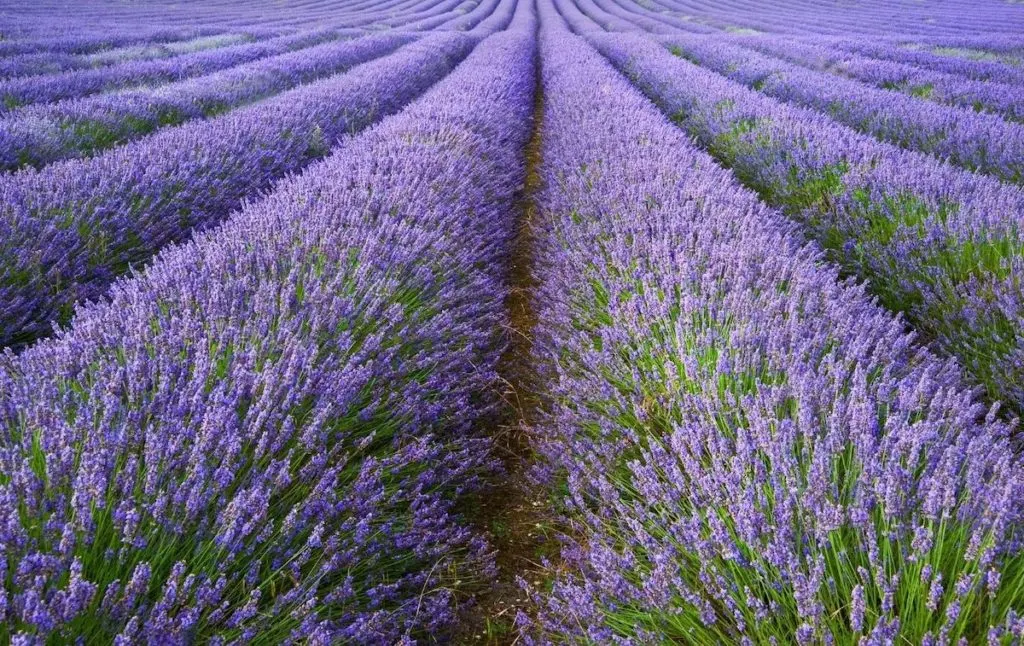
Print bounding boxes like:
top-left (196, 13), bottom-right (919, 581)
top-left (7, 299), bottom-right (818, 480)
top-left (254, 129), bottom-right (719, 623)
top-left (0, 6), bottom-right (536, 642)
top-left (0, 0), bottom-right (505, 94)
top-left (0, 0), bottom-right (515, 171)
top-left (0, 0), bottom-right (521, 351)
top-left (0, 27), bottom-right (250, 58)
top-left (554, 0), bottom-right (1024, 419)
top-left (0, 33), bottom-right (453, 349)
top-left (639, 0), bottom-right (1024, 37)
top-left (0, 0), bottom-right (427, 48)
top-left (0, 32), bottom-right (263, 80)
top-left (732, 36), bottom-right (1024, 122)
top-left (659, 33), bottom-right (1024, 183)
top-left (576, 0), bottom-right (1024, 181)
top-left (523, 4), bottom-right (1024, 643)
top-left (591, 0), bottom-right (1024, 161)
top-left (0, 30), bottom-right (342, 111)
top-left (0, 32), bottom-right (418, 169)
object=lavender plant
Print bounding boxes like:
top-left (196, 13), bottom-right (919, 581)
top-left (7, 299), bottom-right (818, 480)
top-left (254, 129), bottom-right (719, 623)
top-left (0, 32), bottom-right (416, 170)
top-left (526, 11), bottom-right (1024, 643)
top-left (0, 32), bottom-right (472, 350)
top-left (0, 22), bottom-right (535, 642)
top-left (661, 33), bottom-right (1024, 184)
top-left (0, 30), bottom-right (339, 112)
top-left (588, 32), bottom-right (1024, 415)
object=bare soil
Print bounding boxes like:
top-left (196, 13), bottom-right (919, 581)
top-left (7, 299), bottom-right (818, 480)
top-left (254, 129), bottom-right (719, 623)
top-left (454, 58), bottom-right (556, 645)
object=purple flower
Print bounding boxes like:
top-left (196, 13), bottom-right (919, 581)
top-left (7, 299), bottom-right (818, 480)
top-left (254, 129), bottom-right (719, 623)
top-left (851, 584), bottom-right (866, 633)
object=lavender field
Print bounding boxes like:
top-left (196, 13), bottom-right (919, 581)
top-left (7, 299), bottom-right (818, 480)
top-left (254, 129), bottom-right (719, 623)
top-left (1, 0), bottom-right (1023, 643)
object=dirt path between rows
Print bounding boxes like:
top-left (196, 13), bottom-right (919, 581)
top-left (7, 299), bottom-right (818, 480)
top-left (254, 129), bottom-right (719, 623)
top-left (456, 48), bottom-right (554, 645)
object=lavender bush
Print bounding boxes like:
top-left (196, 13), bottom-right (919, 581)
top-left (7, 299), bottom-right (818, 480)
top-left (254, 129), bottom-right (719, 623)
top-left (0, 33), bottom-right (472, 349)
top-left (0, 30), bottom-right (339, 112)
top-left (526, 10), bottom-right (1024, 643)
top-left (588, 32), bottom-right (1024, 415)
top-left (0, 32), bottom-right (416, 170)
top-left (0, 20), bottom-right (535, 641)
top-left (661, 33), bottom-right (1024, 184)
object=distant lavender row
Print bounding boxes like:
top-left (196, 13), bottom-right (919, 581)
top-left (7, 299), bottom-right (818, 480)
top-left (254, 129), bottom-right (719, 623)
top-left (458, 0), bottom-right (519, 34)
top-left (0, 0), bottom-right (460, 85)
top-left (592, 33), bottom-right (1024, 413)
top-left (912, 33), bottom-right (1024, 54)
top-left (438, 0), bottom-right (511, 32)
top-left (647, 0), bottom-right (1024, 37)
top-left (392, 0), bottom-right (479, 31)
top-left (0, 26), bottom-right (238, 57)
top-left (596, 0), bottom-right (718, 33)
top-left (373, 0), bottom-right (478, 30)
top-left (83, 32), bottom-right (259, 66)
top-left (0, 0), bottom-right (359, 38)
top-left (0, 22), bottom-right (534, 640)
top-left (923, 44), bottom-right (1022, 68)
top-left (529, 17), bottom-right (1024, 644)
top-left (0, 30), bottom-right (340, 112)
top-left (831, 37), bottom-right (1024, 86)
top-left (582, 0), bottom-right (691, 35)
top-left (552, 0), bottom-right (639, 34)
top-left (0, 33), bottom-right (472, 350)
top-left (736, 36), bottom-right (1024, 124)
top-left (0, 32), bottom-right (415, 171)
top-left (0, 33), bottom-right (257, 80)
top-left (0, 1), bottom-right (264, 36)
top-left (662, 34), bottom-right (1024, 183)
